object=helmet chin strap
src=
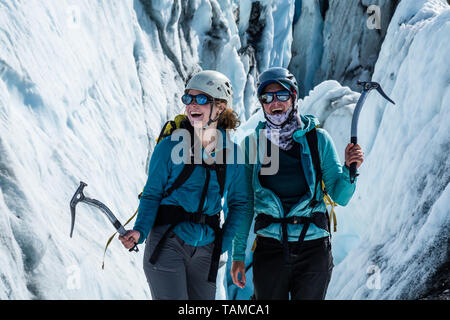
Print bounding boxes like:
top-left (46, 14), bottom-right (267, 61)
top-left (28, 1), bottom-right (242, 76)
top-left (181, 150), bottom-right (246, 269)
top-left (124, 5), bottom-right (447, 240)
top-left (201, 98), bottom-right (224, 130)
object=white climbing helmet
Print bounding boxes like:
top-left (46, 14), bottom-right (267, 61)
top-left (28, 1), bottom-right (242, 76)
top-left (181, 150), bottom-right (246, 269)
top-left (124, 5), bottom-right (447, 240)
top-left (185, 70), bottom-right (234, 108)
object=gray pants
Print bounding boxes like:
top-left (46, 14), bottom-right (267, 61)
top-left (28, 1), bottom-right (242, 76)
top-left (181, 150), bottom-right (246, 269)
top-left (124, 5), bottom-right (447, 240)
top-left (143, 225), bottom-right (216, 300)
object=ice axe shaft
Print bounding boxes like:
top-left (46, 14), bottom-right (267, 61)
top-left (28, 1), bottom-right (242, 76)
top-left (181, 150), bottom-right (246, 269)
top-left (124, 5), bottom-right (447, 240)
top-left (350, 81), bottom-right (395, 183)
top-left (70, 181), bottom-right (138, 252)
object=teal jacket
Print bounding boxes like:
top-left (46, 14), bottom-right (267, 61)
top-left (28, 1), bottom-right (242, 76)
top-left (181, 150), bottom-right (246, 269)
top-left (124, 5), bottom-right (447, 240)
top-left (133, 127), bottom-right (252, 254)
top-left (232, 115), bottom-right (356, 261)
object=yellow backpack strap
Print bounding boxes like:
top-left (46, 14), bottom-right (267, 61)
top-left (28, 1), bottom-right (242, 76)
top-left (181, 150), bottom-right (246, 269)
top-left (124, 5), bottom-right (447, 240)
top-left (251, 238), bottom-right (257, 252)
top-left (321, 181), bottom-right (338, 233)
top-left (101, 191), bottom-right (143, 269)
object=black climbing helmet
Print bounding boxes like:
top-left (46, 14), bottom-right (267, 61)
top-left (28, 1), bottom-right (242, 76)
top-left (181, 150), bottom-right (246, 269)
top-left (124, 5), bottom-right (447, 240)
top-left (257, 67), bottom-right (298, 99)
top-left (257, 67), bottom-right (299, 128)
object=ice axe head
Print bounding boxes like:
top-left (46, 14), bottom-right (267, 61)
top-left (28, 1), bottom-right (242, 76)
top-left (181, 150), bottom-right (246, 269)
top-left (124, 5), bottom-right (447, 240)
top-left (349, 81), bottom-right (396, 184)
top-left (70, 181), bottom-right (88, 238)
top-left (357, 81), bottom-right (396, 105)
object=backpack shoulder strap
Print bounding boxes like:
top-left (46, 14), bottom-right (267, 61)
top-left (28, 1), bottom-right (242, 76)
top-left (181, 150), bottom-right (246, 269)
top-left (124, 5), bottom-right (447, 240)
top-left (306, 128), bottom-right (338, 232)
top-left (163, 163), bottom-right (196, 198)
top-left (214, 164), bottom-right (227, 197)
top-left (158, 117), bottom-right (196, 198)
top-left (305, 128), bottom-right (322, 206)
top-left (212, 146), bottom-right (228, 197)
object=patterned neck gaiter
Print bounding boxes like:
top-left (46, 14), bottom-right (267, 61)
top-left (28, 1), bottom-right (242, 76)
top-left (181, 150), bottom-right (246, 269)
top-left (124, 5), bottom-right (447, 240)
top-left (263, 107), bottom-right (301, 151)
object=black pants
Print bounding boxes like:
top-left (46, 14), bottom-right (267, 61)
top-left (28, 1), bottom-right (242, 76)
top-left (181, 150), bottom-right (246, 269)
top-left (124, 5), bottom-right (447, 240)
top-left (253, 236), bottom-right (333, 300)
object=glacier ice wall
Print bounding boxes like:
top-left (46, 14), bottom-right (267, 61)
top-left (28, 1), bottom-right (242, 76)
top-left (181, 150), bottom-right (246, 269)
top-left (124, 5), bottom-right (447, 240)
top-left (0, 0), bottom-right (183, 299)
top-left (316, 0), bottom-right (399, 89)
top-left (291, 0), bottom-right (399, 97)
top-left (326, 0), bottom-right (450, 299)
top-left (289, 0), bottom-right (325, 98)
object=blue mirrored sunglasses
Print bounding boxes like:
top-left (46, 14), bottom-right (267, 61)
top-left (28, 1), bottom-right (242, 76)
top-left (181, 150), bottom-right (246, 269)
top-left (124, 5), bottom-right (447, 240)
top-left (181, 93), bottom-right (213, 105)
top-left (259, 90), bottom-right (291, 104)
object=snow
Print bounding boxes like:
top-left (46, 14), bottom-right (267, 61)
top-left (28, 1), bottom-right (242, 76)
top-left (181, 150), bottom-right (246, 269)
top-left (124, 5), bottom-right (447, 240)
top-left (0, 0), bottom-right (449, 300)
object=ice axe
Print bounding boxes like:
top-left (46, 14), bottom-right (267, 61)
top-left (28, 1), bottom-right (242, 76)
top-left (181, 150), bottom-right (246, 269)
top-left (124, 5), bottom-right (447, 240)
top-left (70, 181), bottom-right (138, 252)
top-left (349, 81), bottom-right (395, 183)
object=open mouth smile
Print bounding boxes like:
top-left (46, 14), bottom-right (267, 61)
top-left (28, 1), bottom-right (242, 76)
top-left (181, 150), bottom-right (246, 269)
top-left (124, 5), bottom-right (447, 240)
top-left (189, 110), bottom-right (204, 120)
top-left (270, 107), bottom-right (284, 114)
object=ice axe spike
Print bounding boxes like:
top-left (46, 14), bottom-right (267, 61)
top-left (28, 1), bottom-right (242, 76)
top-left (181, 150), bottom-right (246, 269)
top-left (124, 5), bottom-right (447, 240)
top-left (350, 81), bottom-right (395, 183)
top-left (69, 181), bottom-right (138, 252)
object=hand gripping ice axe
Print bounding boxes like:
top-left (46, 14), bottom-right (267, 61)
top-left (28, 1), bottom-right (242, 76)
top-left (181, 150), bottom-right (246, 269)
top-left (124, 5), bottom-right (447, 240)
top-left (70, 181), bottom-right (139, 253)
top-left (349, 81), bottom-right (395, 183)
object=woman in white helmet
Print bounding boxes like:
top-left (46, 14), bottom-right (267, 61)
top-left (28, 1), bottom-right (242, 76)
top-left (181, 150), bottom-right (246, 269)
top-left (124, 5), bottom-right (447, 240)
top-left (119, 70), bottom-right (252, 300)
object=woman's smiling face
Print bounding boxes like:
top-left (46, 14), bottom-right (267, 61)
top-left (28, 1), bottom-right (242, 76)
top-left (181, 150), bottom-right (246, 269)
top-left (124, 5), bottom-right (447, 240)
top-left (185, 89), bottom-right (214, 127)
top-left (184, 89), bottom-right (226, 128)
top-left (260, 82), bottom-right (292, 115)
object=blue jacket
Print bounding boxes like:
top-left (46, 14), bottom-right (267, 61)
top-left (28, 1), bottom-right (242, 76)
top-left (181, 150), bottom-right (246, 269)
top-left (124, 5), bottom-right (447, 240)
top-left (133, 127), bottom-right (252, 254)
top-left (232, 115), bottom-right (357, 261)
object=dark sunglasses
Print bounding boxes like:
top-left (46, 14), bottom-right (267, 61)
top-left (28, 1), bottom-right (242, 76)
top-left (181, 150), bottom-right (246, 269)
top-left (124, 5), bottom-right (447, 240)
top-left (259, 90), bottom-right (291, 104)
top-left (181, 93), bottom-right (213, 105)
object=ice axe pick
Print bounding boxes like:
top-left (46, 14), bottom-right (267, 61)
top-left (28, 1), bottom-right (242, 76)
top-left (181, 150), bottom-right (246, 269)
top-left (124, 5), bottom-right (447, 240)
top-left (70, 181), bottom-right (138, 252)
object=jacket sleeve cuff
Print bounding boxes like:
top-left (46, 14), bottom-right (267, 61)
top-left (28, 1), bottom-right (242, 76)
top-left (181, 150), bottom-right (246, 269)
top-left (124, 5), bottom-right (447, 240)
top-left (133, 227), bottom-right (146, 244)
top-left (231, 253), bottom-right (245, 262)
top-left (231, 240), bottom-right (247, 261)
top-left (343, 164), bottom-right (357, 183)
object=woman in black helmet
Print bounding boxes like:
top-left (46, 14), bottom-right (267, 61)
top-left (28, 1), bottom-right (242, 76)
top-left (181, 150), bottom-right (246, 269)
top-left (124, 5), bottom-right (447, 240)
top-left (230, 67), bottom-right (364, 300)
